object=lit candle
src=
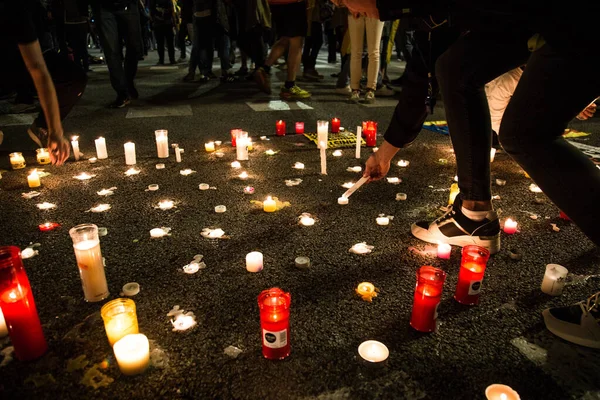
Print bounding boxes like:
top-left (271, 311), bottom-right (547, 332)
top-left (231, 161), bottom-right (241, 169)
top-left (69, 224), bottom-right (109, 302)
top-left (0, 308), bottom-right (7, 338)
top-left (231, 128), bottom-right (242, 147)
top-left (398, 160), bottom-right (410, 167)
top-left (150, 228), bottom-right (170, 238)
top-left (124, 142), bottom-right (136, 165)
top-left (95, 137), bottom-right (108, 159)
top-left (540, 264), bottom-right (568, 296)
top-left (36, 202), bottom-right (56, 210)
top-left (101, 298), bottom-right (139, 346)
top-left (410, 266), bottom-right (446, 332)
top-left (89, 157), bottom-right (97, 163)
top-left (175, 145), bottom-right (183, 162)
top-left (258, 288), bottom-right (291, 360)
top-left (243, 186), bottom-right (255, 195)
top-left (158, 200), bottom-right (174, 210)
top-left (215, 205), bottom-right (227, 213)
top-left (276, 120), bottom-right (286, 136)
top-left (155, 130), bottom-right (169, 158)
top-left (529, 183), bottom-right (542, 193)
top-left (362, 121), bottom-right (377, 147)
top-left (295, 122), bottom-right (304, 134)
top-left (293, 162), bottom-right (305, 170)
top-left (147, 184), bottom-right (159, 191)
top-left (263, 196), bottom-right (276, 212)
top-left (355, 282), bottom-right (377, 302)
top-left (454, 245), bottom-right (490, 305)
top-left (205, 142), bottom-right (215, 152)
top-left (236, 131), bottom-right (249, 160)
top-left (485, 384), bottom-right (521, 400)
top-left (331, 117), bottom-right (340, 133)
top-left (349, 242), bottom-right (374, 255)
top-left (9, 152), bottom-right (26, 169)
top-left (36, 148), bottom-right (50, 165)
top-left (180, 169), bottom-right (195, 176)
top-left (265, 149), bottom-right (276, 156)
top-left (38, 222), bottom-right (60, 232)
top-left (156, 163), bottom-right (165, 169)
top-left (124, 167), bottom-right (140, 176)
top-left (437, 243), bottom-right (451, 259)
top-left (386, 177), bottom-right (401, 184)
top-left (199, 183), bottom-right (210, 190)
top-left (27, 169), bottom-right (41, 188)
top-left (299, 215), bottom-right (315, 226)
top-left (71, 136), bottom-right (80, 161)
top-left (503, 218), bottom-right (518, 234)
top-left (355, 126), bottom-right (362, 159)
top-left (239, 171), bottom-right (249, 180)
top-left (333, 150), bottom-right (342, 157)
top-left (317, 120), bottom-right (328, 144)
top-left (320, 141), bottom-right (327, 175)
top-left (214, 140), bottom-right (222, 146)
top-left (449, 183), bottom-right (460, 205)
top-left (74, 172), bottom-right (95, 180)
top-left (490, 148), bottom-right (497, 162)
top-left (246, 251), bottom-right (263, 272)
top-left (113, 334), bottom-right (150, 376)
top-left (338, 196), bottom-right (348, 205)
top-left (376, 216), bottom-right (390, 226)
top-left (358, 340), bottom-right (389, 363)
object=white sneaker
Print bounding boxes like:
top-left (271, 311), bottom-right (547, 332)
top-left (364, 90), bottom-right (376, 104)
top-left (335, 86), bottom-right (351, 95)
top-left (349, 90), bottom-right (360, 103)
top-left (543, 292), bottom-right (600, 349)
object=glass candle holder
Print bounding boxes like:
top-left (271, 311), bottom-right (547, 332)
top-left (258, 288), bottom-right (291, 360)
top-left (276, 120), bottom-right (286, 136)
top-left (236, 131), bottom-right (249, 161)
top-left (295, 122), bottom-right (304, 134)
top-left (36, 148), bottom-right (51, 165)
top-left (69, 224), bottom-right (109, 302)
top-left (362, 121), bottom-right (378, 147)
top-left (0, 246), bottom-right (47, 360)
top-left (231, 128), bottom-right (242, 147)
top-left (454, 245), bottom-right (490, 305)
top-left (155, 129), bottom-right (169, 158)
top-left (101, 298), bottom-right (139, 346)
top-left (331, 117), bottom-right (340, 133)
top-left (410, 266), bottom-right (446, 332)
top-left (9, 152), bottom-right (26, 170)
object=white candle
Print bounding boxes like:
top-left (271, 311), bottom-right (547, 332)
top-left (155, 130), bottom-right (169, 158)
top-left (265, 149), bottom-right (276, 156)
top-left (293, 162), bottom-right (305, 170)
top-left (124, 142), bottom-right (136, 165)
top-left (437, 243), bottom-right (451, 259)
top-left (355, 126), bottom-right (362, 159)
top-left (338, 196), bottom-right (348, 205)
top-left (37, 202), bottom-right (56, 210)
top-left (124, 168), bottom-right (140, 176)
top-left (333, 150), bottom-right (342, 157)
top-left (0, 308), bottom-right (7, 337)
top-left (317, 120), bottom-right (329, 143)
top-left (150, 228), bottom-right (170, 238)
top-left (95, 137), bottom-right (108, 159)
top-left (205, 142), bottom-right (215, 152)
top-left (299, 215), bottom-right (315, 226)
top-left (503, 218), bottom-right (518, 234)
top-left (386, 177), bottom-right (401, 184)
top-left (238, 171), bottom-right (248, 180)
top-left (71, 136), bottom-right (80, 161)
top-left (246, 251), bottom-right (263, 272)
top-left (320, 142), bottom-right (327, 175)
top-left (175, 146), bottom-right (183, 162)
top-left (540, 264), bottom-right (568, 296)
top-left (236, 132), bottom-right (249, 161)
top-left (231, 161), bottom-right (241, 169)
top-left (9, 152), bottom-right (26, 169)
top-left (113, 334), bottom-right (150, 376)
top-left (147, 184), bottom-right (159, 191)
top-left (358, 340), bottom-right (389, 363)
top-left (485, 384), bottom-right (520, 400)
top-left (376, 216), bottom-right (389, 226)
top-left (199, 183), bottom-right (210, 190)
top-left (490, 148), bottom-right (497, 162)
top-left (27, 169), bottom-right (41, 188)
top-left (158, 200), bottom-right (174, 210)
top-left (396, 193), bottom-right (407, 201)
top-left (295, 256), bottom-right (311, 270)
top-left (398, 160), bottom-right (410, 167)
top-left (215, 205), bottom-right (227, 213)
top-left (529, 183), bottom-right (542, 193)
top-left (72, 239), bottom-right (109, 302)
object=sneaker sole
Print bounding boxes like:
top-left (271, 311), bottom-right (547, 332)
top-left (280, 93), bottom-right (311, 100)
top-left (543, 309), bottom-right (600, 349)
top-left (411, 222), bottom-right (501, 254)
top-left (27, 128), bottom-right (43, 147)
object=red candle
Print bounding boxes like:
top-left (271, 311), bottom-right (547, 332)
top-left (258, 287), bottom-right (291, 360)
top-left (331, 118), bottom-right (340, 133)
top-left (39, 222), bottom-right (60, 232)
top-left (295, 122), bottom-right (304, 134)
top-left (410, 266), bottom-right (446, 332)
top-left (0, 246), bottom-right (47, 360)
top-left (454, 245), bottom-right (490, 305)
top-left (231, 129), bottom-right (242, 147)
top-left (559, 210), bottom-right (570, 221)
top-left (362, 121), bottom-right (377, 147)
top-left (276, 120), bottom-right (286, 136)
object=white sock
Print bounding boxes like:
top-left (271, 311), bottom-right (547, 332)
top-left (461, 207), bottom-right (489, 221)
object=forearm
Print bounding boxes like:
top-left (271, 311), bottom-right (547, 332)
top-left (376, 140), bottom-right (401, 161)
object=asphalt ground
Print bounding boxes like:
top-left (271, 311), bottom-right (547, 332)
top-left (0, 48), bottom-right (599, 400)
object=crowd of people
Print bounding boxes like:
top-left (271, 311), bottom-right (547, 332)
top-left (1, 0), bottom-right (599, 349)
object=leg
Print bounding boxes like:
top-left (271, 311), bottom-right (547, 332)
top-left (500, 45), bottom-right (600, 245)
top-left (96, 8), bottom-right (128, 97)
top-left (155, 25), bottom-right (166, 63)
top-left (165, 26), bottom-right (176, 63)
top-left (365, 17), bottom-right (384, 91)
top-left (120, 7), bottom-right (143, 93)
top-left (216, 29), bottom-right (231, 75)
top-left (347, 14), bottom-right (365, 91)
top-left (265, 37), bottom-right (290, 67)
top-left (286, 36), bottom-right (303, 82)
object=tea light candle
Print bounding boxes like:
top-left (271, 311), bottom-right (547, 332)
top-left (36, 202), bottom-right (56, 210)
top-left (158, 200), bottom-right (174, 210)
top-left (263, 196), bottom-right (276, 212)
top-left (295, 256), bottom-right (310, 270)
top-left (295, 122), bottom-right (304, 134)
top-left (331, 117), bottom-right (340, 133)
top-left (89, 157), bottom-right (97, 163)
top-left (376, 216), bottom-right (389, 226)
top-left (347, 166), bottom-right (361, 173)
top-left (122, 282), bottom-right (140, 296)
top-left (437, 243), bottom-right (451, 259)
top-left (398, 160), bottom-right (410, 167)
top-left (396, 193), bottom-right (407, 201)
top-left (355, 126), bottom-right (362, 159)
top-left (36, 148), bottom-right (50, 165)
top-left (238, 171), bottom-right (248, 180)
top-left (529, 183), bottom-right (542, 193)
top-left (156, 163), bottom-right (165, 169)
top-left (155, 130), bottom-right (169, 158)
top-left (74, 172), bottom-right (94, 180)
top-left (246, 251), bottom-right (263, 272)
top-left (124, 142), bottom-right (136, 165)
top-left (333, 150), bottom-right (342, 157)
top-left (485, 384), bottom-right (520, 400)
top-left (150, 228), bottom-right (170, 238)
top-left (231, 161), bottom-right (241, 169)
top-left (39, 222), bottom-right (60, 232)
top-left (496, 179), bottom-right (506, 186)
top-left (503, 218), bottom-right (518, 234)
top-left (358, 340), bottom-right (389, 363)
top-left (199, 183), bottom-right (210, 190)
top-left (215, 205), bottom-right (227, 213)
top-left (124, 168), bottom-right (140, 176)
top-left (27, 169), bottom-right (41, 188)
top-left (205, 142), bottom-right (215, 152)
top-left (180, 169), bottom-right (195, 176)
top-left (293, 162), bottom-right (305, 170)
top-left (356, 282), bottom-right (377, 302)
top-left (71, 136), bottom-right (80, 161)
top-left (386, 177), bottom-right (401, 184)
top-left (95, 137), bottom-right (108, 159)
top-left (338, 196), bottom-right (348, 205)
top-left (113, 334), bottom-right (150, 376)
top-left (265, 149), bottom-right (276, 156)
top-left (276, 120), bottom-right (286, 136)
top-left (243, 186), bottom-right (255, 195)
top-left (541, 264), bottom-right (568, 296)
top-left (9, 152), bottom-right (26, 169)
top-left (299, 215), bottom-right (315, 226)
top-left (147, 184), bottom-right (159, 191)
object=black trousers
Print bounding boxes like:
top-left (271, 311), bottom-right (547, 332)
top-left (65, 23), bottom-right (90, 71)
top-left (302, 21), bottom-right (323, 70)
top-left (154, 24), bottom-right (175, 63)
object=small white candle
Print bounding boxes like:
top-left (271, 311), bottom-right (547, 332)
top-left (74, 172), bottom-right (95, 180)
top-left (320, 142), bottom-right (327, 175)
top-left (293, 162), bottom-right (305, 170)
top-left (338, 197), bottom-right (348, 205)
top-left (503, 218), bottom-right (518, 234)
top-left (95, 137), bottom-right (108, 159)
top-left (215, 205), bottom-right (227, 213)
top-left (0, 308), bottom-right (7, 337)
top-left (238, 171), bottom-right (248, 180)
top-left (295, 256), bottom-right (311, 270)
top-left (175, 146), bottom-right (183, 162)
top-left (349, 242), bottom-right (373, 254)
top-left (113, 334), bottom-right (150, 376)
top-left (376, 216), bottom-right (389, 226)
top-left (358, 340), bottom-right (389, 363)
top-left (124, 142), bottom-right (136, 165)
top-left (299, 215), bottom-right (315, 226)
top-left (231, 161), bottom-right (241, 169)
top-left (205, 142), bottom-right (215, 152)
top-left (158, 200), bottom-right (174, 210)
top-left (246, 251), bottom-right (263, 272)
top-left (27, 169), bottom-right (41, 188)
top-left (71, 136), bottom-right (80, 161)
top-left (333, 150), bottom-right (342, 157)
top-left (437, 243), bottom-right (451, 259)
top-left (540, 264), bottom-right (568, 296)
top-left (485, 384), bottom-right (520, 400)
top-left (386, 177), bottom-right (401, 184)
top-left (496, 179), bottom-right (506, 186)
top-left (396, 193), bottom-right (407, 201)
top-left (529, 183), bottom-right (542, 193)
top-left (180, 169), bottom-right (195, 176)
top-left (199, 183), bottom-right (210, 190)
top-left (347, 166), bottom-right (361, 173)
top-left (490, 148), bottom-right (497, 162)
top-left (355, 126), bottom-right (362, 159)
top-left (265, 149), bottom-right (276, 156)
top-left (155, 130), bottom-right (169, 158)
top-left (156, 163), bottom-right (165, 169)
top-left (398, 160), bottom-right (410, 167)
top-left (124, 168), bottom-right (140, 176)
top-left (36, 202), bottom-right (56, 210)
top-left (243, 186), bottom-right (255, 195)
top-left (147, 184), bottom-right (159, 191)
top-left (150, 228), bottom-right (170, 238)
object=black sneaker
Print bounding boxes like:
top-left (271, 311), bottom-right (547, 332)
top-left (108, 96), bottom-right (130, 109)
top-left (27, 122), bottom-right (48, 147)
top-left (411, 196), bottom-right (501, 254)
top-left (128, 86), bottom-right (139, 100)
top-left (543, 292), bottom-right (600, 349)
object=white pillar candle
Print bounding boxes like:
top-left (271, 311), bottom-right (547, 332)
top-left (0, 308), bottom-right (8, 337)
top-left (320, 142), bottom-right (327, 175)
top-left (113, 334), bottom-right (150, 376)
top-left (124, 142), bottom-right (136, 165)
top-left (245, 251), bottom-right (263, 272)
top-left (358, 340), bottom-right (389, 363)
top-left (317, 120), bottom-right (329, 143)
top-left (155, 130), bottom-right (169, 158)
top-left (27, 169), bottom-right (41, 188)
top-left (541, 264), bottom-right (568, 296)
top-left (355, 126), bottom-right (362, 159)
top-left (95, 137), bottom-right (108, 159)
top-left (236, 136), bottom-right (249, 161)
top-left (485, 384), bottom-right (520, 400)
top-left (71, 136), bottom-right (80, 161)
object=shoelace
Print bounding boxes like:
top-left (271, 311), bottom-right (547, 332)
top-left (580, 291), bottom-right (599, 315)
top-left (434, 206), bottom-right (456, 224)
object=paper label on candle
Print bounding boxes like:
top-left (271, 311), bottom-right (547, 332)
top-left (468, 280), bottom-right (483, 295)
top-left (262, 329), bottom-right (287, 349)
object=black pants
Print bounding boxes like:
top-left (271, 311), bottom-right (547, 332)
top-left (65, 23), bottom-right (90, 71)
top-left (177, 22), bottom-right (187, 58)
top-left (154, 24), bottom-right (175, 63)
top-left (437, 31), bottom-right (600, 245)
top-left (237, 26), bottom-right (266, 69)
top-left (302, 21), bottom-right (323, 70)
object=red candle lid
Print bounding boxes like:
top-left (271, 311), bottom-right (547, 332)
top-left (258, 288), bottom-right (291, 311)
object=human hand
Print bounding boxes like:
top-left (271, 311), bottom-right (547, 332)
top-left (576, 103), bottom-right (597, 120)
top-left (363, 151), bottom-right (391, 181)
top-left (47, 132), bottom-right (70, 165)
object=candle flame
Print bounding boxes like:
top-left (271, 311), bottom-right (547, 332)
top-left (9, 291), bottom-right (17, 300)
top-left (500, 394), bottom-right (508, 400)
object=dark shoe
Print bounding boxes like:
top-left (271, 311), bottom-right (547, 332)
top-left (234, 67), bottom-right (249, 76)
top-left (156, 61), bottom-right (165, 65)
top-left (183, 73), bottom-right (195, 82)
top-left (328, 55), bottom-right (336, 63)
top-left (27, 122), bottom-right (48, 147)
top-left (411, 195), bottom-right (501, 254)
top-left (303, 69), bottom-right (324, 81)
top-left (169, 60), bottom-right (177, 65)
top-left (390, 76), bottom-right (404, 87)
top-left (220, 74), bottom-right (236, 83)
top-left (254, 67), bottom-right (272, 95)
top-left (543, 292), bottom-right (600, 349)
top-left (108, 96), bottom-right (131, 109)
top-left (128, 86), bottom-right (139, 100)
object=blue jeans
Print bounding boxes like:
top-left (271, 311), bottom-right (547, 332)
top-left (94, 5), bottom-right (143, 97)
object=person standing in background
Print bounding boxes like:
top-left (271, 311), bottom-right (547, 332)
top-left (150, 0), bottom-right (176, 64)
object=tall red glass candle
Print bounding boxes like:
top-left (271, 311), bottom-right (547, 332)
top-left (362, 121), bottom-right (377, 147)
top-left (231, 129), bottom-right (242, 147)
top-left (454, 245), bottom-right (490, 305)
top-left (410, 266), bottom-right (446, 332)
top-left (295, 122), bottom-right (304, 134)
top-left (0, 246), bottom-right (47, 360)
top-left (331, 118), bottom-right (340, 133)
top-left (276, 120), bottom-right (286, 136)
top-left (258, 288), bottom-right (291, 360)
